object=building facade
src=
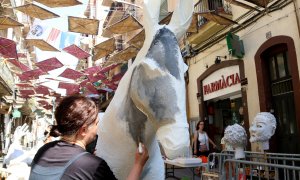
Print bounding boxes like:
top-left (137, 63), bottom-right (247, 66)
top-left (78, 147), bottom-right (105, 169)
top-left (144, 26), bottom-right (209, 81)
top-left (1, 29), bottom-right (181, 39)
top-left (186, 0), bottom-right (300, 153)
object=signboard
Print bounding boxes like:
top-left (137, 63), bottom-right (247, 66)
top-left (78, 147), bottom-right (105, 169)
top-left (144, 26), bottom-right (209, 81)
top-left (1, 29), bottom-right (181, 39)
top-left (226, 32), bottom-right (245, 58)
top-left (203, 65), bottom-right (241, 101)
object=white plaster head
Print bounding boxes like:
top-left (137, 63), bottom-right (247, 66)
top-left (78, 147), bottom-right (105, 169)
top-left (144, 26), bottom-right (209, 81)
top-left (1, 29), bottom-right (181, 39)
top-left (224, 124), bottom-right (247, 159)
top-left (249, 112), bottom-right (276, 143)
top-left (249, 112), bottom-right (276, 150)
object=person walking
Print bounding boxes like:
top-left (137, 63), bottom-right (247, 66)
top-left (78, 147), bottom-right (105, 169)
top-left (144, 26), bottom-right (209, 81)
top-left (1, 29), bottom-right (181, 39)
top-left (29, 95), bottom-right (148, 180)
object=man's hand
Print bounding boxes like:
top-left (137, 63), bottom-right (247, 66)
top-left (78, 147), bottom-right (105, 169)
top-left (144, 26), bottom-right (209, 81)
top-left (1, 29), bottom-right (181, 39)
top-left (13, 124), bottom-right (29, 144)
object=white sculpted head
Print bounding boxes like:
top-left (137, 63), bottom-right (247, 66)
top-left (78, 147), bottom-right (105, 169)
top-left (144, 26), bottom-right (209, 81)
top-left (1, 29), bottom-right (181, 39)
top-left (249, 112), bottom-right (276, 150)
top-left (224, 124), bottom-right (247, 159)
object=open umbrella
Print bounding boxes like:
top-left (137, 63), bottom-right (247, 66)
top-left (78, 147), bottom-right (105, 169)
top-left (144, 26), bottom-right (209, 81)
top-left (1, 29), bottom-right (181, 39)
top-left (58, 68), bottom-right (84, 80)
top-left (0, 37), bottom-right (18, 59)
top-left (63, 44), bottom-right (90, 59)
top-left (35, 57), bottom-right (64, 72)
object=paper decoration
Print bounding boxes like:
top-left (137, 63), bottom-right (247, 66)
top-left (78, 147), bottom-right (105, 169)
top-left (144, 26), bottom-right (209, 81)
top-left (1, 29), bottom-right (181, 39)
top-left (35, 57), bottom-right (64, 72)
top-left (63, 44), bottom-right (90, 59)
top-left (0, 37), bottom-right (18, 59)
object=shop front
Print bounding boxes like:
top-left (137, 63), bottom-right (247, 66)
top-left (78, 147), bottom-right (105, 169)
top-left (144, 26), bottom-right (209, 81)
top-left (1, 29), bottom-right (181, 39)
top-left (196, 60), bottom-right (249, 149)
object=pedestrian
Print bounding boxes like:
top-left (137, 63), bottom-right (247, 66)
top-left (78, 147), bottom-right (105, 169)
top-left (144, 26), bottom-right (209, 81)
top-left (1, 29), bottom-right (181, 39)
top-left (193, 120), bottom-right (217, 157)
top-left (29, 95), bottom-right (149, 180)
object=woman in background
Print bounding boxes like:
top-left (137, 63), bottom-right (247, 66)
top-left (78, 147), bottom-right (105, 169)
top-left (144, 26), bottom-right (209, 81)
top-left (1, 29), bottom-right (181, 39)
top-left (193, 120), bottom-right (217, 157)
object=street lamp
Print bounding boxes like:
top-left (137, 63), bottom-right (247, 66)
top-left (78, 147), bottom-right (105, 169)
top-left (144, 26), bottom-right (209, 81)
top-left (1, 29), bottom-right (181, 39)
top-left (196, 92), bottom-right (202, 104)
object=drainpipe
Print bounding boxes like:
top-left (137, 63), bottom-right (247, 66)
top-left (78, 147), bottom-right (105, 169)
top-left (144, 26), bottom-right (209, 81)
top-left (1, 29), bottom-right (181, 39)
top-left (293, 0), bottom-right (300, 37)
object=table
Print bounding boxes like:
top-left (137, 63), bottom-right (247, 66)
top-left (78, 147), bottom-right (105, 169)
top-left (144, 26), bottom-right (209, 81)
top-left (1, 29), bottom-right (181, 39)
top-left (164, 158), bottom-right (207, 180)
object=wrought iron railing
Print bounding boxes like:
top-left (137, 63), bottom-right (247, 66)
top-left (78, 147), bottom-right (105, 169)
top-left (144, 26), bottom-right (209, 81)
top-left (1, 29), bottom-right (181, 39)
top-left (194, 0), bottom-right (232, 28)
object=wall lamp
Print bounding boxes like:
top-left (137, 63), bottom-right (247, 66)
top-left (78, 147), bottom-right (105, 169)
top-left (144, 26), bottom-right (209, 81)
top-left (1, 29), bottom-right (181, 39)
top-left (215, 56), bottom-right (227, 64)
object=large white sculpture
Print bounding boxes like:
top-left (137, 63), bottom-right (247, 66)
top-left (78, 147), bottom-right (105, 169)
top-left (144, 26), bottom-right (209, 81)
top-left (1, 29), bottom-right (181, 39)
top-left (95, 0), bottom-right (193, 179)
top-left (249, 112), bottom-right (276, 150)
top-left (223, 124), bottom-right (247, 159)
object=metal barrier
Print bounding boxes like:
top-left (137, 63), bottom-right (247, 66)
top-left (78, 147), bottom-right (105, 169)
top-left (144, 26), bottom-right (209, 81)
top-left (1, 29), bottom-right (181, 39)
top-left (224, 159), bottom-right (300, 180)
top-left (205, 151), bottom-right (300, 179)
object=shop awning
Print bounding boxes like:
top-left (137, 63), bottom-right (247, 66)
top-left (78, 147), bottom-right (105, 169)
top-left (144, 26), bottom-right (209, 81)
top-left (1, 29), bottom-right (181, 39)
top-left (93, 37), bottom-right (115, 61)
top-left (127, 29), bottom-right (145, 49)
top-left (104, 15), bottom-right (143, 34)
top-left (63, 44), bottom-right (90, 59)
top-left (26, 39), bottom-right (60, 51)
top-left (58, 68), bottom-right (84, 80)
top-left (243, 0), bottom-right (270, 8)
top-left (68, 16), bottom-right (99, 35)
top-left (0, 37), bottom-right (18, 59)
top-left (196, 11), bottom-right (237, 25)
top-left (0, 16), bottom-right (23, 29)
top-left (106, 46), bottom-right (138, 64)
top-left (35, 57), bottom-right (64, 72)
top-left (15, 4), bottom-right (60, 20)
top-left (34, 0), bottom-right (82, 8)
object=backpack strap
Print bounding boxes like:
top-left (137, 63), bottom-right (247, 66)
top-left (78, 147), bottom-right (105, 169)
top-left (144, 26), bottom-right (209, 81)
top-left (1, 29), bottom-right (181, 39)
top-left (58, 151), bottom-right (89, 179)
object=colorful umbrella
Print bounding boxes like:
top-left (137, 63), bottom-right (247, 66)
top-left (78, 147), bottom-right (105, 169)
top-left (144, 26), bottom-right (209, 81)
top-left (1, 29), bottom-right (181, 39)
top-left (0, 37), bottom-right (18, 59)
top-left (58, 82), bottom-right (80, 95)
top-left (7, 59), bottom-right (31, 72)
top-left (35, 57), bottom-right (64, 72)
top-left (63, 44), bottom-right (90, 59)
top-left (58, 68), bottom-right (84, 80)
top-left (22, 69), bottom-right (46, 80)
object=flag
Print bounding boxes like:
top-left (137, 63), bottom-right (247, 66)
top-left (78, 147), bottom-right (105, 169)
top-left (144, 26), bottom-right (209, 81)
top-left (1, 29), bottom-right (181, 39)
top-left (59, 32), bottom-right (76, 49)
top-left (46, 28), bottom-right (61, 45)
top-left (26, 19), bottom-right (49, 39)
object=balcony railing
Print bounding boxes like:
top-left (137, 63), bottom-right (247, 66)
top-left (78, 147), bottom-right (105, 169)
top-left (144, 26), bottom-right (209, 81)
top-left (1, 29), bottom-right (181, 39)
top-left (194, 0), bottom-right (232, 27)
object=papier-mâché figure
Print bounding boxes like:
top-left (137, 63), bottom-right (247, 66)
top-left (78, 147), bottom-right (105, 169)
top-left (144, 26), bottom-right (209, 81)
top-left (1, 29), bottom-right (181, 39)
top-left (223, 124), bottom-right (247, 159)
top-left (249, 112), bottom-right (276, 150)
top-left (95, 0), bottom-right (194, 179)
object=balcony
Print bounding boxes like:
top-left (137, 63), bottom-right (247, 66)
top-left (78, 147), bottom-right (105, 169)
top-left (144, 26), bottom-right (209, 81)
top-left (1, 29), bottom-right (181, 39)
top-left (187, 0), bottom-right (234, 46)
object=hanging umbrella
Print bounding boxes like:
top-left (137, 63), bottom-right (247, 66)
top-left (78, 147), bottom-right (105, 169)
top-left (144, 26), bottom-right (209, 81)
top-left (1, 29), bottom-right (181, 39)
top-left (34, 85), bottom-right (50, 96)
top-left (68, 16), bottom-right (99, 35)
top-left (93, 38), bottom-right (115, 61)
top-left (22, 69), bottom-right (46, 80)
top-left (35, 57), bottom-right (64, 72)
top-left (58, 82), bottom-right (80, 95)
top-left (63, 44), bottom-right (90, 59)
top-left (83, 66), bottom-right (102, 75)
top-left (7, 59), bottom-right (31, 72)
top-left (58, 68), bottom-right (84, 80)
top-left (26, 39), bottom-right (60, 51)
top-left (0, 16), bottom-right (23, 29)
top-left (34, 0), bottom-right (82, 8)
top-left (0, 37), bottom-right (18, 59)
top-left (104, 15), bottom-right (143, 34)
top-left (14, 4), bottom-right (60, 20)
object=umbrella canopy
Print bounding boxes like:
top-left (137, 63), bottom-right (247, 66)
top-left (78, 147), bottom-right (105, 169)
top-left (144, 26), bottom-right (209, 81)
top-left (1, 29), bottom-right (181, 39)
top-left (35, 57), bottom-right (64, 72)
top-left (63, 44), bottom-right (90, 59)
top-left (104, 15), bottom-right (143, 34)
top-left (34, 85), bottom-right (50, 96)
top-left (106, 46), bottom-right (138, 64)
top-left (22, 69), bottom-right (46, 80)
top-left (93, 38), bottom-right (115, 61)
top-left (68, 16), bottom-right (99, 35)
top-left (0, 16), bottom-right (23, 29)
top-left (58, 68), bottom-right (84, 80)
top-left (15, 4), bottom-right (60, 20)
top-left (26, 39), bottom-right (60, 51)
top-left (127, 29), bottom-right (145, 49)
top-left (83, 66), bottom-right (102, 75)
top-left (34, 0), bottom-right (82, 8)
top-left (0, 37), bottom-right (18, 59)
top-left (7, 59), bottom-right (31, 72)
top-left (58, 82), bottom-right (80, 95)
